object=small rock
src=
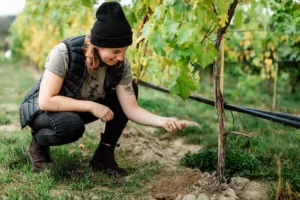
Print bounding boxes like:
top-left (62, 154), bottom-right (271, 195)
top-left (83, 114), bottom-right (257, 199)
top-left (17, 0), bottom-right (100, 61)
top-left (229, 177), bottom-right (250, 191)
top-left (182, 194), bottom-right (197, 200)
top-left (243, 191), bottom-right (265, 200)
top-left (175, 194), bottom-right (183, 200)
top-left (197, 193), bottom-right (210, 200)
top-left (220, 183), bottom-right (229, 190)
top-left (132, 146), bottom-right (143, 155)
top-left (203, 172), bottom-right (211, 177)
top-left (218, 196), bottom-right (236, 200)
top-left (210, 194), bottom-right (218, 200)
top-left (222, 188), bottom-right (237, 198)
top-left (240, 181), bottom-right (267, 200)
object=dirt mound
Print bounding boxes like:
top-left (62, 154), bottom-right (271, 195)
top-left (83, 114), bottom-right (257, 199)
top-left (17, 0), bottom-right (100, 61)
top-left (152, 169), bottom-right (203, 199)
top-left (118, 124), bottom-right (269, 200)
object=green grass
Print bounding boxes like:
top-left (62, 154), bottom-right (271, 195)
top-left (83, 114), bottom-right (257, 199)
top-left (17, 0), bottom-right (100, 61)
top-left (0, 63), bottom-right (163, 199)
top-left (0, 129), bottom-right (163, 199)
top-left (0, 61), bottom-right (299, 199)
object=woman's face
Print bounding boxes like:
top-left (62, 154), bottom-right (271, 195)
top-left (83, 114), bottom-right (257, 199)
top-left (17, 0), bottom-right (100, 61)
top-left (97, 46), bottom-right (128, 66)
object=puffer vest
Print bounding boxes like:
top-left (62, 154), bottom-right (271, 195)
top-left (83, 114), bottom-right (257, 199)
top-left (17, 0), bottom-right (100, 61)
top-left (19, 35), bottom-right (123, 129)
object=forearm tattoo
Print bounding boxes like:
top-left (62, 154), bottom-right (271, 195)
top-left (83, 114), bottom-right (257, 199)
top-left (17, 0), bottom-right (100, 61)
top-left (123, 84), bottom-right (134, 95)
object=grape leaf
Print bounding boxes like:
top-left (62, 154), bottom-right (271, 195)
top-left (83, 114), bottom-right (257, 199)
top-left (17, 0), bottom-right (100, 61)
top-left (173, 0), bottom-right (186, 13)
top-left (150, 31), bottom-right (166, 56)
top-left (215, 0), bottom-right (226, 14)
top-left (141, 23), bottom-right (154, 38)
top-left (197, 43), bottom-right (218, 68)
top-left (170, 68), bottom-right (198, 99)
top-left (81, 0), bottom-right (95, 8)
top-left (176, 26), bottom-right (194, 45)
top-left (154, 5), bottom-right (166, 21)
top-left (163, 19), bottom-right (179, 43)
top-left (234, 9), bottom-right (243, 29)
top-left (218, 13), bottom-right (228, 27)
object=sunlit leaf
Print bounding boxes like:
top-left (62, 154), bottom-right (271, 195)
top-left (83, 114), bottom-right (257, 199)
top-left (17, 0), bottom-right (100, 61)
top-left (218, 13), bottom-right (228, 27)
top-left (173, 0), bottom-right (186, 13)
top-left (215, 0), bottom-right (226, 14)
top-left (163, 19), bottom-right (179, 43)
top-left (197, 43), bottom-right (218, 68)
top-left (234, 9), bottom-right (243, 29)
top-left (81, 0), bottom-right (96, 8)
top-left (150, 31), bottom-right (166, 56)
top-left (141, 23), bottom-right (154, 38)
top-left (176, 26), bottom-right (194, 45)
top-left (154, 5), bottom-right (166, 21)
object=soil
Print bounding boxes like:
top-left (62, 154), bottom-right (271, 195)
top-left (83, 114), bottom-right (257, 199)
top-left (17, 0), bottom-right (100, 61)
top-left (116, 122), bottom-right (269, 200)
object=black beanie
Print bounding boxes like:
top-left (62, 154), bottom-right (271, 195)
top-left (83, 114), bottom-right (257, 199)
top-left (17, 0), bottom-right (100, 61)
top-left (90, 2), bottom-right (133, 48)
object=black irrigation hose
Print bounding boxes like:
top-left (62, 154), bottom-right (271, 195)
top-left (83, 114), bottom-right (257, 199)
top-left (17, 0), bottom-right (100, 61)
top-left (137, 80), bottom-right (300, 129)
top-left (239, 106), bottom-right (300, 122)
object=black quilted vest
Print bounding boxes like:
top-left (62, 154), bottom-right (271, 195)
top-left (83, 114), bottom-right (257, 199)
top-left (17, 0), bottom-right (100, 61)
top-left (19, 35), bottom-right (123, 129)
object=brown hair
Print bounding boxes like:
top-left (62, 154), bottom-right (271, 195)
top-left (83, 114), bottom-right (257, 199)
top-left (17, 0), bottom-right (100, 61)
top-left (83, 35), bottom-right (102, 72)
top-left (83, 35), bottom-right (125, 72)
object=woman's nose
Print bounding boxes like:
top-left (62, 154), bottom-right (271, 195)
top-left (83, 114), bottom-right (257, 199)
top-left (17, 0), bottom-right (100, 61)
top-left (116, 53), bottom-right (124, 61)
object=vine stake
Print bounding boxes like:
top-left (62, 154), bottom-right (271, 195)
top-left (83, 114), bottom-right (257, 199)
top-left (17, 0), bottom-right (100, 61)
top-left (212, 0), bottom-right (240, 188)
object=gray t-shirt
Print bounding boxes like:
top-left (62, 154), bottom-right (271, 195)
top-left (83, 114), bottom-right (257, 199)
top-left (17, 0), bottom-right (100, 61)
top-left (45, 43), bottom-right (132, 101)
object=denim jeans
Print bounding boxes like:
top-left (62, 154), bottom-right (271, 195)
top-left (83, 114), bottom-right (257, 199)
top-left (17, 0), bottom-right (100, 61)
top-left (29, 82), bottom-right (138, 147)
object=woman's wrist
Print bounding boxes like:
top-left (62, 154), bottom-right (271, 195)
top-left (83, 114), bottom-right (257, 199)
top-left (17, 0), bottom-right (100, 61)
top-left (158, 117), bottom-right (169, 128)
top-left (86, 101), bottom-right (96, 113)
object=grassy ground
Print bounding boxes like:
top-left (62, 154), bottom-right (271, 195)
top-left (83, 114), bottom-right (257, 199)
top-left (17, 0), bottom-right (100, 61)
top-left (0, 61), bottom-right (299, 199)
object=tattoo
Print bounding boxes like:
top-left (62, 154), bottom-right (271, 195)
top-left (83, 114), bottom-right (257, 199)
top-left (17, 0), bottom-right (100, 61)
top-left (123, 84), bottom-right (134, 95)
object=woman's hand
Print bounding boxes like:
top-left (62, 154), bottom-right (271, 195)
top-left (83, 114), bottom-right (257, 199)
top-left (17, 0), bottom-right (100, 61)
top-left (89, 102), bottom-right (114, 122)
top-left (162, 118), bottom-right (186, 133)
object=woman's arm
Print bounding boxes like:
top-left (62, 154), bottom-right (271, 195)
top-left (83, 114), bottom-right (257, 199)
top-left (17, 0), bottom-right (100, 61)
top-left (116, 82), bottom-right (186, 132)
top-left (38, 69), bottom-right (114, 122)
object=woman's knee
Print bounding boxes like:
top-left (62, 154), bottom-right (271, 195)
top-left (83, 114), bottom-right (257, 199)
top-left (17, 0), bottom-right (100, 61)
top-left (41, 112), bottom-right (85, 145)
top-left (57, 113), bottom-right (85, 142)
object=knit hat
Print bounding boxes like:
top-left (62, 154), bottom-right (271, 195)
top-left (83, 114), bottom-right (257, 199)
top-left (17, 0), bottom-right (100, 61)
top-left (90, 2), bottom-right (132, 48)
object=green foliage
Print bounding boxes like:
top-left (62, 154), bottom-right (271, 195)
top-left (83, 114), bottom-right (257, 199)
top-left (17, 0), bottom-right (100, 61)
top-left (9, 0), bottom-right (96, 67)
top-left (124, 0), bottom-right (240, 98)
top-left (0, 16), bottom-right (16, 51)
top-left (225, 0), bottom-right (300, 95)
top-left (8, 0), bottom-right (300, 98)
top-left (180, 148), bottom-right (261, 177)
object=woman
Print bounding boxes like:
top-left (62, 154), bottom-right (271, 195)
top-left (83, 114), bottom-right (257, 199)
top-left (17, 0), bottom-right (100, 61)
top-left (20, 2), bottom-right (186, 176)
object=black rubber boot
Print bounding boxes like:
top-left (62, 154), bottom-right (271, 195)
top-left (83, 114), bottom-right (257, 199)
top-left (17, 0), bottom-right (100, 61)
top-left (89, 141), bottom-right (128, 176)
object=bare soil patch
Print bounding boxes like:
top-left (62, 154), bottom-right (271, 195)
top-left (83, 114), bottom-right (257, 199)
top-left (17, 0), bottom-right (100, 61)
top-left (117, 123), bottom-right (269, 200)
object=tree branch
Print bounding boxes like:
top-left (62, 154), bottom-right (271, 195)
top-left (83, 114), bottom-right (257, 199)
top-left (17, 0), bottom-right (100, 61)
top-left (227, 131), bottom-right (252, 138)
top-left (201, 22), bottom-right (218, 44)
top-left (216, 0), bottom-right (240, 49)
top-left (212, 2), bottom-right (218, 15)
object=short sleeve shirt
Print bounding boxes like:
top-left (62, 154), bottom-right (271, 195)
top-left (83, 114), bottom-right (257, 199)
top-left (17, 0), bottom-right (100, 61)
top-left (45, 43), bottom-right (132, 101)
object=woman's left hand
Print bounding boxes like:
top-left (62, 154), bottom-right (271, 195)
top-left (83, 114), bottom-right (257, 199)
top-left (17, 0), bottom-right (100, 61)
top-left (162, 118), bottom-right (186, 133)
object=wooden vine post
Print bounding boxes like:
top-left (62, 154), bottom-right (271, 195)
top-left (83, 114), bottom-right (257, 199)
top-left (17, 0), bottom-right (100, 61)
top-left (213, 0), bottom-right (239, 186)
top-left (272, 57), bottom-right (278, 111)
top-left (220, 38), bottom-right (225, 94)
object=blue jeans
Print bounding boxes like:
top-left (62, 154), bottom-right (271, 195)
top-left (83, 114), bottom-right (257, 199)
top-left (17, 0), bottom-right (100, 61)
top-left (29, 82), bottom-right (138, 147)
